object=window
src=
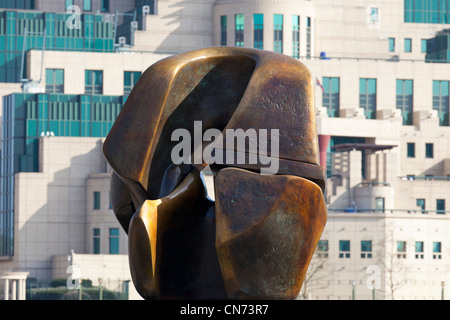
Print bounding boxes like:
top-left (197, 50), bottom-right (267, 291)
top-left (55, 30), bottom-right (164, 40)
top-left (397, 241), bottom-right (406, 258)
top-left (93, 191), bottom-right (101, 210)
top-left (396, 79), bottom-right (413, 125)
top-left (83, 0), bottom-right (92, 11)
top-left (375, 197), bottom-right (385, 213)
top-left (85, 70), bottom-right (103, 95)
top-left (253, 14), bottom-right (263, 50)
top-left (359, 78), bottom-right (377, 119)
top-left (404, 38), bottom-right (412, 52)
top-left (388, 38), bottom-right (395, 52)
top-left (415, 241), bottom-right (424, 259)
top-left (437, 199), bottom-right (445, 214)
top-left (369, 7), bottom-right (379, 24)
top-left (93, 228), bottom-right (100, 254)
top-left (339, 240), bottom-right (350, 258)
top-left (220, 15), bottom-right (227, 46)
top-left (361, 240), bottom-right (372, 258)
top-left (306, 17), bottom-right (311, 58)
top-left (421, 39), bottom-right (427, 53)
top-left (292, 15), bottom-right (300, 59)
top-left (425, 143), bottom-right (434, 158)
top-left (101, 0), bottom-right (109, 12)
top-left (273, 14), bottom-right (283, 53)
top-left (65, 0), bottom-right (73, 9)
top-left (124, 71), bottom-right (141, 96)
top-left (45, 69), bottom-right (64, 93)
top-left (317, 240), bottom-right (329, 258)
top-left (433, 242), bottom-right (442, 259)
top-left (109, 228), bottom-right (119, 254)
top-left (404, 0), bottom-right (450, 24)
top-left (417, 198), bottom-right (426, 213)
top-left (433, 80), bottom-right (449, 126)
top-left (407, 142), bottom-right (415, 158)
top-left (235, 14), bottom-right (244, 47)
top-left (323, 77), bottom-right (340, 117)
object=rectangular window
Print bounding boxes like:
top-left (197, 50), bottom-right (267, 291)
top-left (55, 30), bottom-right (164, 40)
top-left (389, 37), bottom-right (395, 52)
top-left (407, 142), bottom-right (415, 158)
top-left (433, 80), bottom-right (449, 126)
top-left (292, 15), bottom-right (300, 59)
top-left (323, 77), bottom-right (340, 117)
top-left (417, 198), bottom-right (426, 213)
top-left (306, 17), bottom-right (311, 58)
top-left (109, 228), bottom-right (119, 254)
top-left (425, 143), bottom-right (434, 158)
top-left (101, 0), bottom-right (109, 12)
top-left (124, 71), bottom-right (141, 96)
top-left (220, 15), bottom-right (227, 46)
top-left (235, 14), bottom-right (244, 47)
top-left (317, 240), bottom-right (329, 258)
top-left (421, 39), bottom-right (427, 53)
top-left (45, 69), bottom-right (64, 93)
top-left (415, 241), bottom-right (424, 259)
top-left (85, 70), bottom-right (103, 95)
top-left (361, 240), bottom-right (372, 258)
top-left (433, 242), bottom-right (442, 259)
top-left (396, 79), bottom-right (413, 125)
top-left (397, 241), bottom-right (406, 258)
top-left (83, 0), bottom-right (92, 11)
top-left (253, 14), bottom-right (263, 50)
top-left (273, 14), bottom-right (283, 53)
top-left (65, 0), bottom-right (73, 9)
top-left (404, 0), bottom-right (450, 24)
top-left (437, 199), bottom-right (445, 214)
top-left (93, 191), bottom-right (101, 210)
top-left (359, 78), bottom-right (377, 119)
top-left (404, 38), bottom-right (412, 52)
top-left (339, 240), bottom-right (350, 258)
top-left (375, 197), bottom-right (385, 213)
top-left (93, 228), bottom-right (100, 254)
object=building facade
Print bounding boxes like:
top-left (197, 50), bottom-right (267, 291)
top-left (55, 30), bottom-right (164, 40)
top-left (0, 0), bottom-right (449, 299)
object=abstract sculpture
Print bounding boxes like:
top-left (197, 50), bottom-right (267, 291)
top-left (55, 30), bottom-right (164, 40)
top-left (103, 47), bottom-right (327, 300)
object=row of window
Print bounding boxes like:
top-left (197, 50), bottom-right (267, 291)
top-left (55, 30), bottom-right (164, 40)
top-left (318, 240), bottom-right (444, 260)
top-left (65, 0), bottom-right (110, 12)
top-left (388, 37), bottom-right (429, 54)
top-left (46, 68), bottom-right (141, 96)
top-left (322, 77), bottom-right (450, 126)
top-left (406, 142), bottom-right (435, 158)
top-left (404, 0), bottom-right (450, 24)
top-left (220, 14), bottom-right (312, 58)
top-left (92, 227), bottom-right (119, 254)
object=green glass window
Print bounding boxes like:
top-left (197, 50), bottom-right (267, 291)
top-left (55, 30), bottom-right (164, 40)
top-left (124, 71), bottom-right (141, 96)
top-left (93, 191), bottom-right (101, 210)
top-left (397, 241), bottom-right (406, 252)
top-left (396, 79), bottom-right (413, 125)
top-left (235, 14), bottom-right (244, 47)
top-left (273, 14), bottom-right (283, 53)
top-left (85, 70), bottom-right (103, 95)
top-left (45, 69), bottom-right (64, 93)
top-left (360, 78), bottom-right (377, 119)
top-left (101, 0), bottom-right (109, 12)
top-left (404, 0), bottom-right (450, 24)
top-left (433, 241), bottom-right (442, 259)
top-left (425, 143), bottom-right (434, 158)
top-left (317, 239), bottom-right (328, 258)
top-left (83, 0), bottom-right (92, 11)
top-left (306, 17), bottom-right (311, 58)
top-left (339, 240), bottom-right (350, 258)
top-left (65, 0), bottom-right (73, 9)
top-left (404, 38), bottom-right (412, 52)
top-left (421, 39), bottom-right (427, 52)
top-left (361, 240), bottom-right (372, 258)
top-left (433, 80), bottom-right (449, 126)
top-left (220, 15), bottom-right (227, 46)
top-left (292, 15), bottom-right (300, 59)
top-left (93, 228), bottom-right (100, 254)
top-left (437, 199), bottom-right (445, 214)
top-left (415, 241), bottom-right (424, 259)
top-left (389, 37), bottom-right (395, 52)
top-left (407, 142), bottom-right (415, 158)
top-left (323, 77), bottom-right (340, 117)
top-left (417, 198), bottom-right (426, 213)
top-left (109, 228), bottom-right (119, 254)
top-left (253, 14), bottom-right (263, 50)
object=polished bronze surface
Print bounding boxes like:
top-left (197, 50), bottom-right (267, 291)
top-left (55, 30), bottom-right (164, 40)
top-left (103, 47), bottom-right (327, 300)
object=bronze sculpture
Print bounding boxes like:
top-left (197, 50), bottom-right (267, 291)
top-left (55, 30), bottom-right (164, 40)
top-left (103, 47), bottom-right (327, 300)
